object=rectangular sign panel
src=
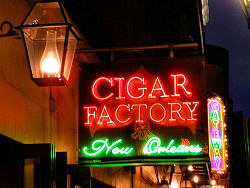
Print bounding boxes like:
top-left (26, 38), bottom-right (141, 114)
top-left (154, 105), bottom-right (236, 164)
top-left (208, 97), bottom-right (228, 175)
top-left (79, 57), bottom-right (209, 166)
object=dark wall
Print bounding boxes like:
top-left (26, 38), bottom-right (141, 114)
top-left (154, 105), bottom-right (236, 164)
top-left (0, 135), bottom-right (24, 188)
top-left (63, 0), bottom-right (203, 49)
top-left (205, 45), bottom-right (229, 100)
top-left (228, 111), bottom-right (250, 187)
top-left (244, 118), bottom-right (250, 178)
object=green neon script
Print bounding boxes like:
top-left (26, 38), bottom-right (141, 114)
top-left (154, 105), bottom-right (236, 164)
top-left (82, 137), bottom-right (202, 157)
top-left (143, 137), bottom-right (202, 154)
top-left (83, 138), bottom-right (134, 156)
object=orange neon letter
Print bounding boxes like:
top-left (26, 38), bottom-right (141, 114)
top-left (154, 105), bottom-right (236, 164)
top-left (92, 77), bottom-right (114, 101)
top-left (84, 106), bottom-right (97, 125)
top-left (114, 78), bottom-right (125, 99)
top-left (183, 102), bottom-right (199, 120)
top-left (97, 105), bottom-right (114, 125)
top-left (115, 104), bottom-right (131, 123)
top-left (127, 77), bottom-right (147, 99)
top-left (149, 103), bottom-right (166, 122)
top-left (171, 74), bottom-right (192, 97)
top-left (148, 77), bottom-right (169, 98)
top-left (169, 103), bottom-right (185, 121)
top-left (131, 104), bottom-right (147, 123)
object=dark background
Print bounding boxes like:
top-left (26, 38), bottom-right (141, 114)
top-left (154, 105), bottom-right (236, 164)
top-left (205, 0), bottom-right (250, 120)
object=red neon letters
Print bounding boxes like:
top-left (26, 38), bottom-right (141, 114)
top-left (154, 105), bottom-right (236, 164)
top-left (148, 77), bottom-right (169, 98)
top-left (115, 104), bottom-right (131, 123)
top-left (92, 77), bottom-right (114, 101)
top-left (84, 74), bottom-right (199, 127)
top-left (84, 102), bottom-right (199, 126)
top-left (171, 74), bottom-right (192, 97)
top-left (91, 74), bottom-right (191, 100)
top-left (149, 103), bottom-right (166, 123)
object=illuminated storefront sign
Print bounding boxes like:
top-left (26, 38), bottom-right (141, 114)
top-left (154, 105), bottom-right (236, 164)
top-left (208, 97), bottom-right (228, 175)
top-left (84, 74), bottom-right (199, 127)
top-left (143, 137), bottom-right (202, 154)
top-left (82, 136), bottom-right (203, 157)
top-left (79, 59), bottom-right (208, 165)
top-left (82, 138), bottom-right (134, 156)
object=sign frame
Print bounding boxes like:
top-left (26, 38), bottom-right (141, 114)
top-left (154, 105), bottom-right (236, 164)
top-left (79, 56), bottom-right (209, 166)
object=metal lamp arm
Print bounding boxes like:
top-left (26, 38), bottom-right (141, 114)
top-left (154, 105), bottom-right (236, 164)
top-left (0, 21), bottom-right (20, 38)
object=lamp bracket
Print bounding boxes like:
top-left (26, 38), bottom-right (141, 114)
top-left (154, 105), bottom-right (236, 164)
top-left (0, 21), bottom-right (20, 38)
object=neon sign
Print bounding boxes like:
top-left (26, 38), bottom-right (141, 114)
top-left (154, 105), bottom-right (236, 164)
top-left (83, 138), bottom-right (134, 156)
top-left (90, 74), bottom-right (191, 100)
top-left (208, 97), bottom-right (228, 175)
top-left (82, 137), bottom-right (203, 157)
top-left (83, 74), bottom-right (200, 127)
top-left (143, 137), bottom-right (202, 154)
top-left (91, 74), bottom-right (191, 101)
top-left (79, 63), bottom-right (208, 165)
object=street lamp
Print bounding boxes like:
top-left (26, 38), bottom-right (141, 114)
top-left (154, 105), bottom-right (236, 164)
top-left (211, 179), bottom-right (216, 186)
top-left (239, 0), bottom-right (250, 28)
top-left (244, 0), bottom-right (250, 7)
top-left (187, 165), bottom-right (194, 172)
top-left (193, 175), bottom-right (199, 183)
top-left (0, 0), bottom-right (80, 86)
top-left (20, 0), bottom-right (80, 86)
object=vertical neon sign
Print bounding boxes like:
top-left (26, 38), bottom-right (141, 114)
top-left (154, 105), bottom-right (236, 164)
top-left (208, 97), bottom-right (228, 175)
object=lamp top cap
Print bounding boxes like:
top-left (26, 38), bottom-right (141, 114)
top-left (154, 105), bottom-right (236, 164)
top-left (20, 1), bottom-right (80, 39)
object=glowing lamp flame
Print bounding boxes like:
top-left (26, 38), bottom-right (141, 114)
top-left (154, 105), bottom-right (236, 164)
top-left (41, 53), bottom-right (60, 74)
top-left (40, 30), bottom-right (61, 75)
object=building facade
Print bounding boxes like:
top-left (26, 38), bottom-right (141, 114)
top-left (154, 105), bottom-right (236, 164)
top-left (0, 0), bottom-right (240, 187)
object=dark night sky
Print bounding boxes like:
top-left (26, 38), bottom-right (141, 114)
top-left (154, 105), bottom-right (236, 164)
top-left (204, 0), bottom-right (250, 120)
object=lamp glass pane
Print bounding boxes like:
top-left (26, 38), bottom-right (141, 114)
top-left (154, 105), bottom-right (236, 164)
top-left (63, 30), bottom-right (77, 80)
top-left (23, 26), bottom-right (66, 79)
top-left (23, 2), bottom-right (66, 25)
